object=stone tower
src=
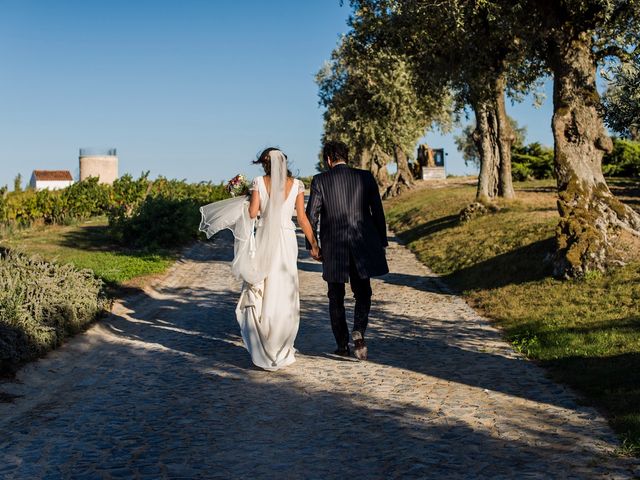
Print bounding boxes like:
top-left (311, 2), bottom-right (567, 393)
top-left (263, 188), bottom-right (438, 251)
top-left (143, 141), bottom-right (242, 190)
top-left (79, 148), bottom-right (118, 184)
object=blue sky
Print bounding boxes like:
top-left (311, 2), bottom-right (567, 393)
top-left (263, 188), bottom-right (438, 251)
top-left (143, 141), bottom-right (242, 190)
top-left (0, 0), bottom-right (557, 189)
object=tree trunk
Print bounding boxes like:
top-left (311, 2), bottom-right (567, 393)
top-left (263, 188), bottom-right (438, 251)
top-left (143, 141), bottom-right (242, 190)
top-left (359, 147), bottom-right (372, 170)
top-left (550, 30), bottom-right (640, 278)
top-left (370, 149), bottom-right (390, 192)
top-left (473, 101), bottom-right (500, 203)
top-left (383, 145), bottom-right (415, 199)
top-left (472, 80), bottom-right (515, 203)
top-left (495, 79), bottom-right (516, 199)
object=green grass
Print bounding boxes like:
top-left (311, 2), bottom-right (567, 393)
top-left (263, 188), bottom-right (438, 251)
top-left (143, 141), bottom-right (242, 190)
top-left (0, 216), bottom-right (177, 291)
top-left (386, 178), bottom-right (640, 455)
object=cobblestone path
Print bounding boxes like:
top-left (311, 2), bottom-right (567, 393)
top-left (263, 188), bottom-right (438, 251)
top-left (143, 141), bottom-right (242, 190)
top-left (1, 232), bottom-right (639, 479)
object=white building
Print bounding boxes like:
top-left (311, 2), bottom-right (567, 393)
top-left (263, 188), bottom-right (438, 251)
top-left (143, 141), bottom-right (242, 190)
top-left (29, 170), bottom-right (74, 191)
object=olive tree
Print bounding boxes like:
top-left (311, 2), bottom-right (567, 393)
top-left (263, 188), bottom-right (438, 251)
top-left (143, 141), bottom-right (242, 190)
top-left (317, 34), bottom-right (452, 197)
top-left (603, 54), bottom-right (640, 141)
top-left (514, 0), bottom-right (640, 276)
top-left (352, 0), bottom-right (640, 276)
top-left (349, 0), bottom-right (546, 202)
top-left (455, 117), bottom-right (528, 167)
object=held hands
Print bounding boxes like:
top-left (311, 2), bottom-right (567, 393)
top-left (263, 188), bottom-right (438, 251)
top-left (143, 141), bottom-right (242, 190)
top-left (310, 244), bottom-right (322, 262)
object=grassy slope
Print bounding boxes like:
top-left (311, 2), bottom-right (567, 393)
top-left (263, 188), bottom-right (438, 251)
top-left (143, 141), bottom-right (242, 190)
top-left (386, 178), bottom-right (640, 454)
top-left (1, 216), bottom-right (177, 291)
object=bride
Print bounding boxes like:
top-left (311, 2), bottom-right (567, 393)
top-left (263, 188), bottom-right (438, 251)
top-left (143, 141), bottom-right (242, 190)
top-left (199, 148), bottom-right (320, 371)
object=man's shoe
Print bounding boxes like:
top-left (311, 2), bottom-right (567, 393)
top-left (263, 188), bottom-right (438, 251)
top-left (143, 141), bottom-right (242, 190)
top-left (334, 347), bottom-right (350, 357)
top-left (352, 331), bottom-right (368, 361)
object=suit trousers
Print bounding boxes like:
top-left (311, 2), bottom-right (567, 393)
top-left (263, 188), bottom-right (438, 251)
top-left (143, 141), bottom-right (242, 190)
top-left (327, 252), bottom-right (372, 349)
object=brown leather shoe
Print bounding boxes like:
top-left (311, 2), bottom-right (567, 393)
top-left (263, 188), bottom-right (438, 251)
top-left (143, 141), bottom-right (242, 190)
top-left (352, 331), bottom-right (368, 361)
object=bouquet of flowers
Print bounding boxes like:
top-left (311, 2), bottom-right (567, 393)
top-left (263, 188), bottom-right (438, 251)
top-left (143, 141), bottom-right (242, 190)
top-left (226, 174), bottom-right (250, 197)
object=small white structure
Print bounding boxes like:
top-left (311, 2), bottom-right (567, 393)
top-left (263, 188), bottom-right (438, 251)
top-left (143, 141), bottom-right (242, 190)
top-left (422, 167), bottom-right (447, 180)
top-left (29, 170), bottom-right (74, 191)
top-left (79, 148), bottom-right (118, 185)
top-left (416, 145), bottom-right (447, 180)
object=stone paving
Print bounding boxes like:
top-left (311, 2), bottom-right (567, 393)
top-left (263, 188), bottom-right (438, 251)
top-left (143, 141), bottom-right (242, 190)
top-left (0, 231), bottom-right (639, 479)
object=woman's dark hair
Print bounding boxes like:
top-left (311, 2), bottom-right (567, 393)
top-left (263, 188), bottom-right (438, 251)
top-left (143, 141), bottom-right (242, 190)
top-left (322, 141), bottom-right (349, 164)
top-left (253, 147), bottom-right (293, 177)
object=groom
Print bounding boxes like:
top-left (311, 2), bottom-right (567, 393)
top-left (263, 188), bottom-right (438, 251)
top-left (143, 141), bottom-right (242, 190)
top-left (306, 141), bottom-right (389, 360)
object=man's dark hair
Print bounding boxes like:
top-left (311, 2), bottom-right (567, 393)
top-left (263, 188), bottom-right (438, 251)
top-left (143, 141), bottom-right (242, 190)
top-left (322, 141), bottom-right (349, 164)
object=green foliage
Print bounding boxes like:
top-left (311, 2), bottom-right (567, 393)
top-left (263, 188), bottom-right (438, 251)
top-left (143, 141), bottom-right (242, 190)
top-left (35, 189), bottom-right (66, 224)
top-left (511, 331), bottom-right (540, 356)
top-left (147, 176), bottom-right (228, 204)
top-left (13, 174), bottom-right (22, 193)
top-left (603, 55), bottom-right (640, 141)
top-left (111, 196), bottom-right (200, 249)
top-left (455, 124), bottom-right (639, 184)
top-left (0, 173), bottom-right (230, 249)
top-left (454, 124), bottom-right (480, 167)
top-left (110, 172), bottom-right (151, 215)
top-left (0, 249), bottom-right (109, 372)
top-left (511, 142), bottom-right (555, 181)
top-left (1, 177), bottom-right (111, 226)
top-left (61, 177), bottom-right (111, 219)
top-left (454, 116), bottom-right (553, 181)
top-left (316, 12), bottom-right (454, 180)
top-left (108, 178), bottom-right (229, 249)
top-left (603, 137), bottom-right (640, 178)
top-left (317, 38), bottom-right (446, 162)
top-left (455, 116), bottom-right (528, 168)
top-left (352, 1), bottom-right (546, 117)
top-left (510, 162), bottom-right (533, 182)
top-left (0, 186), bottom-right (7, 225)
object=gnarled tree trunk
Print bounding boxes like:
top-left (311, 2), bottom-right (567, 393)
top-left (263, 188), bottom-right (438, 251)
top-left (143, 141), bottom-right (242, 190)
top-left (495, 79), bottom-right (516, 199)
top-left (550, 30), bottom-right (640, 277)
top-left (383, 145), bottom-right (415, 199)
top-left (473, 101), bottom-right (500, 203)
top-left (369, 148), bottom-right (391, 193)
top-left (472, 78), bottom-right (516, 203)
top-left (358, 147), bottom-right (371, 170)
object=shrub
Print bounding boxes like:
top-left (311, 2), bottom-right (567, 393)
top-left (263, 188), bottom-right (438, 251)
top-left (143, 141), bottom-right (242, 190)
top-left (5, 189), bottom-right (38, 225)
top-left (0, 249), bottom-right (109, 372)
top-left (113, 196), bottom-right (200, 249)
top-left (35, 189), bottom-right (66, 224)
top-left (110, 172), bottom-right (151, 216)
top-left (108, 178), bottom-right (229, 249)
top-left (511, 159), bottom-right (534, 181)
top-left (0, 186), bottom-right (7, 223)
top-left (147, 176), bottom-right (229, 204)
top-left (0, 177), bottom-right (110, 227)
top-left (603, 137), bottom-right (640, 177)
top-left (510, 138), bottom-right (639, 181)
top-left (511, 142), bottom-right (555, 181)
top-left (0, 173), bottom-right (230, 250)
top-left (61, 176), bottom-right (111, 219)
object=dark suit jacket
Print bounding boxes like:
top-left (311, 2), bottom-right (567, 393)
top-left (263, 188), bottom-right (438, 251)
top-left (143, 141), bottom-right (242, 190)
top-left (306, 164), bottom-right (389, 283)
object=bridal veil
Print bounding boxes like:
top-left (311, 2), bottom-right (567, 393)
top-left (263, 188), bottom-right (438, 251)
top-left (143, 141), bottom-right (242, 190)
top-left (198, 150), bottom-right (288, 286)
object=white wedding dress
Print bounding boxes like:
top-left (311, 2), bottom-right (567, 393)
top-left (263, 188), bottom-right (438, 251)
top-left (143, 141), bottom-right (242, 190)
top-left (199, 151), bottom-right (304, 371)
top-left (235, 175), bottom-right (304, 370)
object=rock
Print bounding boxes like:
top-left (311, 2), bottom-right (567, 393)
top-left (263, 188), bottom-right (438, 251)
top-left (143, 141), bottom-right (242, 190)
top-left (458, 201), bottom-right (502, 222)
